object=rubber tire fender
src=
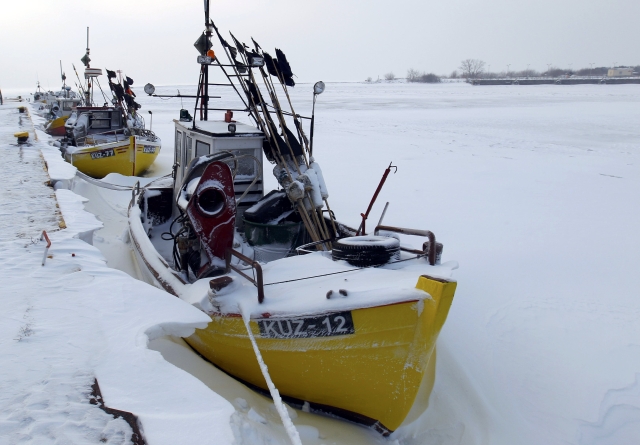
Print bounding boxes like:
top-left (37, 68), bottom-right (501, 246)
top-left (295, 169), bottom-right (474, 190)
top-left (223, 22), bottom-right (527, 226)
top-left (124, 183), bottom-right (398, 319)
top-left (331, 236), bottom-right (400, 268)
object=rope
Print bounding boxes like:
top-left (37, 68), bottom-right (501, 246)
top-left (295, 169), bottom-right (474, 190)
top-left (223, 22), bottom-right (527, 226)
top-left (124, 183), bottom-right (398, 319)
top-left (263, 254), bottom-right (426, 287)
top-left (238, 304), bottom-right (302, 445)
top-left (75, 170), bottom-right (135, 190)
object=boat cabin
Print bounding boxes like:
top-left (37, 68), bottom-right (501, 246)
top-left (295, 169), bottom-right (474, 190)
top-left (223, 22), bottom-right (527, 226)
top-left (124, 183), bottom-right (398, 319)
top-left (77, 107), bottom-right (124, 132)
top-left (65, 106), bottom-right (126, 145)
top-left (50, 98), bottom-right (84, 118)
top-left (173, 119), bottom-right (264, 225)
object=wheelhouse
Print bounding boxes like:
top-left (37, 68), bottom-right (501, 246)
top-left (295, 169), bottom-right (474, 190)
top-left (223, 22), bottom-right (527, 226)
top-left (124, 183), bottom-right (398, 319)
top-left (173, 119), bottom-right (264, 226)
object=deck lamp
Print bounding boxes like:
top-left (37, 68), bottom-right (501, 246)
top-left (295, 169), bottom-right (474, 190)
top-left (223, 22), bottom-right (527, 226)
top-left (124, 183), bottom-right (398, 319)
top-left (148, 110), bottom-right (153, 131)
top-left (310, 81), bottom-right (325, 156)
top-left (228, 123), bottom-right (236, 134)
top-left (144, 83), bottom-right (155, 96)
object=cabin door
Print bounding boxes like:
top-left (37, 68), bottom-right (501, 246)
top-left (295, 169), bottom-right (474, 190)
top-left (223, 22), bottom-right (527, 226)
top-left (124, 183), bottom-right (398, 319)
top-left (174, 129), bottom-right (183, 190)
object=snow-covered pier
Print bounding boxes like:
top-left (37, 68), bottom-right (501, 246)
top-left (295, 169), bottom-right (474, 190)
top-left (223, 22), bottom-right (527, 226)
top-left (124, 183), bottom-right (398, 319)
top-left (0, 101), bottom-right (236, 444)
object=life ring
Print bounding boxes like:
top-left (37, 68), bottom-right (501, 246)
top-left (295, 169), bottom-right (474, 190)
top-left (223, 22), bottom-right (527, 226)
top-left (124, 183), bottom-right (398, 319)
top-left (332, 236), bottom-right (400, 268)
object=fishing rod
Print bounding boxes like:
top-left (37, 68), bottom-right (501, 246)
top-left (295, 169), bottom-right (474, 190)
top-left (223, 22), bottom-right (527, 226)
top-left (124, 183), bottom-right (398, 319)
top-left (263, 50), bottom-right (311, 164)
top-left (208, 15), bottom-right (327, 245)
top-left (243, 48), bottom-right (331, 243)
top-left (241, 57), bottom-right (324, 242)
top-left (251, 44), bottom-right (337, 239)
top-left (95, 77), bottom-right (110, 105)
top-left (248, 63), bottom-right (329, 243)
top-left (72, 64), bottom-right (87, 102)
top-left (224, 32), bottom-right (325, 244)
top-left (210, 24), bottom-right (277, 157)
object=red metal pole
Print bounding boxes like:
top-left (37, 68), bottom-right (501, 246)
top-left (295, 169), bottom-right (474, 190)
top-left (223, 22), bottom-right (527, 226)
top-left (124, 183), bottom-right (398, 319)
top-left (356, 162), bottom-right (396, 236)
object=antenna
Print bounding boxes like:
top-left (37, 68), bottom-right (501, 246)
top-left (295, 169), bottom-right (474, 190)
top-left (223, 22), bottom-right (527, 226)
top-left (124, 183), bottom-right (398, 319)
top-left (85, 27), bottom-right (91, 69)
top-left (59, 60), bottom-right (66, 90)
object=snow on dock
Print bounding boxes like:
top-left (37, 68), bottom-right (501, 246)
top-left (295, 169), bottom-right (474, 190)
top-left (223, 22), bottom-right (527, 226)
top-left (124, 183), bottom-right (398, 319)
top-left (0, 102), bottom-right (236, 444)
top-left (0, 105), bottom-right (62, 242)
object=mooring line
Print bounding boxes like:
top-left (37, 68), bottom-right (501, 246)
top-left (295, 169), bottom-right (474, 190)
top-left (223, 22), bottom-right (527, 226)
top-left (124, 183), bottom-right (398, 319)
top-left (238, 304), bottom-right (302, 445)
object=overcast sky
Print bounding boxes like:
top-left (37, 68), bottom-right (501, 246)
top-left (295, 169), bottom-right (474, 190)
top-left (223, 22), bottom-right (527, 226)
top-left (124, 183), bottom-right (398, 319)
top-left (1, 0), bottom-right (638, 90)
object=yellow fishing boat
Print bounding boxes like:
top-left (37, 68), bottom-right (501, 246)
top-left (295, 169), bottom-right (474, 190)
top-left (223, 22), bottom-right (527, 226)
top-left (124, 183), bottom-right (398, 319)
top-left (59, 45), bottom-right (160, 178)
top-left (45, 96), bottom-right (83, 137)
top-left (128, 149), bottom-right (457, 436)
top-left (185, 274), bottom-right (456, 433)
top-left (64, 134), bottom-right (160, 178)
top-left (45, 115), bottom-right (69, 136)
top-left (128, 2), bottom-right (458, 435)
top-left (62, 106), bottom-right (160, 178)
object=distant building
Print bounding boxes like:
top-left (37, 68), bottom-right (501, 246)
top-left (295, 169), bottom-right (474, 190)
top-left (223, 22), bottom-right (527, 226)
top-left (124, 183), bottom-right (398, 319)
top-left (608, 68), bottom-right (634, 77)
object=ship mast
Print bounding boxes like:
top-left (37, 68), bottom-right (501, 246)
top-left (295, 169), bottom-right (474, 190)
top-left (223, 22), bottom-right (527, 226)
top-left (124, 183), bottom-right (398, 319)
top-left (203, 0), bottom-right (210, 121)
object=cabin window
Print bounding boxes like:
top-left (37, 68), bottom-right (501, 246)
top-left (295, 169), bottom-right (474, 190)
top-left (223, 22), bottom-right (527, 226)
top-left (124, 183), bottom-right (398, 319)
top-left (186, 136), bottom-right (193, 165)
top-left (62, 102), bottom-right (72, 111)
top-left (111, 112), bottom-right (121, 128)
top-left (175, 131), bottom-right (182, 166)
top-left (90, 118), bottom-right (110, 129)
top-left (181, 134), bottom-right (188, 170)
top-left (226, 149), bottom-right (257, 178)
top-left (93, 111), bottom-right (109, 119)
top-left (195, 140), bottom-right (210, 158)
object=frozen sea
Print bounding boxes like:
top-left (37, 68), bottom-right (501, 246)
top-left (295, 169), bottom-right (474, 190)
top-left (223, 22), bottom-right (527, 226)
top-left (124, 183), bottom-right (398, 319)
top-left (3, 81), bottom-right (640, 444)
top-left (126, 81), bottom-right (640, 444)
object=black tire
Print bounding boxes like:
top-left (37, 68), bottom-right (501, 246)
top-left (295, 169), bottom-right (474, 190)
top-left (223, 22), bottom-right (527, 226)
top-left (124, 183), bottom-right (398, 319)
top-left (332, 236), bottom-right (400, 268)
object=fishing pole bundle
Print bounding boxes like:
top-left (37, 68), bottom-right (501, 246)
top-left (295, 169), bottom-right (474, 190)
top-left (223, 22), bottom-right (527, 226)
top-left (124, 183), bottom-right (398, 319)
top-left (190, 18), bottom-right (338, 249)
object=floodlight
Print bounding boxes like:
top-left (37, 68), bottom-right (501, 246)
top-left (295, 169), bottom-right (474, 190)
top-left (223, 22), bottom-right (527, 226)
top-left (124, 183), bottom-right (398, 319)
top-left (313, 81), bottom-right (325, 95)
top-left (144, 83), bottom-right (156, 95)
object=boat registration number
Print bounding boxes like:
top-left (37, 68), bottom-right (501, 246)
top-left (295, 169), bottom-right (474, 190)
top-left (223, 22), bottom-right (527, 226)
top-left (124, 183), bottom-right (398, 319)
top-left (143, 145), bottom-right (156, 154)
top-left (90, 149), bottom-right (115, 159)
top-left (258, 311), bottom-right (355, 339)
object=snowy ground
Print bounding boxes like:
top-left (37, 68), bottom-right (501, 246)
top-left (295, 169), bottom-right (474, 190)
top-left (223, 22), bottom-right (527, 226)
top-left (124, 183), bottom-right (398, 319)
top-left (0, 104), bottom-right (236, 445)
top-left (2, 81), bottom-right (639, 444)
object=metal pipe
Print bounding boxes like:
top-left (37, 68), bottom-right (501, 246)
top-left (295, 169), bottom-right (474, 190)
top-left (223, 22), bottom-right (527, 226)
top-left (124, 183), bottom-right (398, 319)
top-left (310, 94), bottom-right (317, 156)
top-left (40, 231), bottom-right (51, 266)
top-left (374, 225), bottom-right (437, 265)
top-left (226, 248), bottom-right (265, 303)
top-left (356, 163), bottom-right (396, 235)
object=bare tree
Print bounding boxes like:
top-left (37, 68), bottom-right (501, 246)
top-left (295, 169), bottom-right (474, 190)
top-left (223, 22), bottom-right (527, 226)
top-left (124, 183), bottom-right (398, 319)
top-left (384, 72), bottom-right (396, 81)
top-left (407, 69), bottom-right (420, 82)
top-left (459, 59), bottom-right (486, 79)
top-left (406, 69), bottom-right (441, 83)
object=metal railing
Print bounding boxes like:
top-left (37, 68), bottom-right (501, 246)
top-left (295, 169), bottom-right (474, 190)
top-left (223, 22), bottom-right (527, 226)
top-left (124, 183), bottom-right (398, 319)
top-left (374, 225), bottom-right (438, 266)
top-left (76, 129), bottom-right (126, 147)
top-left (225, 248), bottom-right (265, 303)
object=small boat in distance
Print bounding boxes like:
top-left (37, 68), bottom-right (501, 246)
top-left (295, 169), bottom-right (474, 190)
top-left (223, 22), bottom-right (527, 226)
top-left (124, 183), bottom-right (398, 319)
top-left (59, 29), bottom-right (160, 178)
top-left (45, 62), bottom-right (84, 136)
